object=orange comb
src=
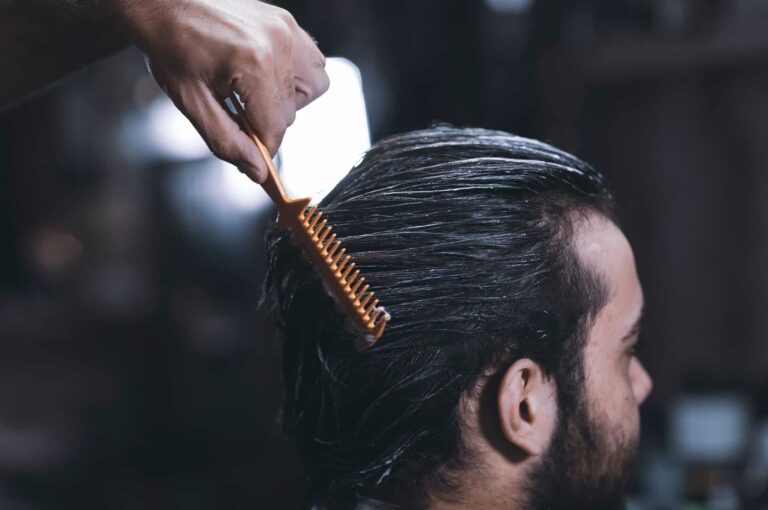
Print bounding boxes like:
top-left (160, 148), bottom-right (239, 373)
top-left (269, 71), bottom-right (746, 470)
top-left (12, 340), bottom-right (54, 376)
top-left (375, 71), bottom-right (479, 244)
top-left (228, 96), bottom-right (389, 350)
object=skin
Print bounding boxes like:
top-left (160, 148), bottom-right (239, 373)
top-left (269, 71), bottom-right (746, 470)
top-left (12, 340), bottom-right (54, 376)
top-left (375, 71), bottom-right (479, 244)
top-left (432, 213), bottom-right (653, 509)
top-left (0, 0), bottom-right (330, 182)
top-left (578, 213), bottom-right (652, 467)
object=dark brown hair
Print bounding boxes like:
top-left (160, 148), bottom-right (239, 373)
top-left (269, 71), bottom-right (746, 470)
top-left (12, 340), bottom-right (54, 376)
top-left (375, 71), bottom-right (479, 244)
top-left (264, 126), bottom-right (617, 509)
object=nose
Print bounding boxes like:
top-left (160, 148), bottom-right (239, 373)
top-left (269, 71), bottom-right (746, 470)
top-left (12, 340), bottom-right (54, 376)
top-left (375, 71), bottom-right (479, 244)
top-left (631, 358), bottom-right (653, 404)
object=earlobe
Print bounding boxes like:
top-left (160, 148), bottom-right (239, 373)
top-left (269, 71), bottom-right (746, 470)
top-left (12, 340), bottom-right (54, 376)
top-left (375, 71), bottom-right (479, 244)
top-left (497, 359), bottom-right (557, 457)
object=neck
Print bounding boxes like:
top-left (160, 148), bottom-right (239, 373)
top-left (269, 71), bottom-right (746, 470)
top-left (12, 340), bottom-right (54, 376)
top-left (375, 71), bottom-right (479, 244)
top-left (426, 448), bottom-right (530, 510)
top-left (426, 390), bottom-right (536, 510)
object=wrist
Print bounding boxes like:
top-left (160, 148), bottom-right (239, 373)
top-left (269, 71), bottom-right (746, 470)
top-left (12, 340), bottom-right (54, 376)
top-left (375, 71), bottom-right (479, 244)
top-left (110, 0), bottom-right (168, 48)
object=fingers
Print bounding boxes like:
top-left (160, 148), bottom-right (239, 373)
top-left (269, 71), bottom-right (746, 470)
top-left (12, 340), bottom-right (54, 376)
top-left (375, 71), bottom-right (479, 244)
top-left (237, 9), bottom-right (328, 151)
top-left (222, 8), bottom-right (296, 157)
top-left (161, 4), bottom-right (330, 169)
top-left (215, 8), bottom-right (328, 157)
top-left (292, 28), bottom-right (330, 110)
top-left (234, 70), bottom-right (290, 157)
top-left (171, 83), bottom-right (267, 183)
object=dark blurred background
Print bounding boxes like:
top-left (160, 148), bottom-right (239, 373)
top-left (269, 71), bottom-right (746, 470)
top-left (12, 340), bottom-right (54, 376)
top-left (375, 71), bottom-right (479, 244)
top-left (3, 0), bottom-right (768, 508)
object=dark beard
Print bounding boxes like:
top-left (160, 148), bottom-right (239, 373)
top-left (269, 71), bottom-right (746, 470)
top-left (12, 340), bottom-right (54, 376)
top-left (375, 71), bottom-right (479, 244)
top-left (523, 393), bottom-right (639, 510)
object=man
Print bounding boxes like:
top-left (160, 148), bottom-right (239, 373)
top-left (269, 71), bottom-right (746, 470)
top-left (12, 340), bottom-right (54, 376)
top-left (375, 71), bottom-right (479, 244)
top-left (0, 0), bottom-right (329, 182)
top-left (264, 126), bottom-right (653, 509)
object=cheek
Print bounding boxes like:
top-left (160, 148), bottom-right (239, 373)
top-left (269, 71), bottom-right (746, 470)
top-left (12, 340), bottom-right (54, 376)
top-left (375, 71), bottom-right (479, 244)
top-left (585, 353), bottom-right (641, 432)
top-left (619, 363), bottom-right (643, 439)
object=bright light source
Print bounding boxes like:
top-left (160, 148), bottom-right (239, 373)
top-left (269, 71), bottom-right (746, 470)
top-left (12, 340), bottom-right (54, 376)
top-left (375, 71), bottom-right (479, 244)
top-left (217, 161), bottom-right (270, 212)
top-left (279, 57), bottom-right (371, 203)
top-left (128, 57), bottom-right (370, 210)
top-left (133, 92), bottom-right (269, 212)
top-left (166, 158), bottom-right (270, 250)
top-left (671, 395), bottom-right (750, 463)
top-left (484, 0), bottom-right (534, 14)
top-left (144, 97), bottom-right (210, 160)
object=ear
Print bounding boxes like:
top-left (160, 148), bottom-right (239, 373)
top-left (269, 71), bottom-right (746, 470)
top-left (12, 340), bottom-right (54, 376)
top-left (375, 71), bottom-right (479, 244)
top-left (497, 358), bottom-right (558, 457)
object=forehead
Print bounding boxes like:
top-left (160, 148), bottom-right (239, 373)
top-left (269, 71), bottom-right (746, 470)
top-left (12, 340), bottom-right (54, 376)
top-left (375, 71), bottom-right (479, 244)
top-left (572, 214), bottom-right (643, 338)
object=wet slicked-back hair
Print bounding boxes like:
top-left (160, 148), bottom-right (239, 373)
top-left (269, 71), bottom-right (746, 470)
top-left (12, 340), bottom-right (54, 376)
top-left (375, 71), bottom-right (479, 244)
top-left (264, 126), bottom-right (618, 509)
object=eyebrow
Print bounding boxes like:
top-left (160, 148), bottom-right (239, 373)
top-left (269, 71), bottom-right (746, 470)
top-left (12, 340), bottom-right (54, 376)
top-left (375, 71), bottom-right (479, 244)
top-left (622, 305), bottom-right (644, 343)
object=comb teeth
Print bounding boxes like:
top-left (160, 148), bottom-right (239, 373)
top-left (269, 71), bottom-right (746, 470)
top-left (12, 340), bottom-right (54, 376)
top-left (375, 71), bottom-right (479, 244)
top-left (326, 239), bottom-right (341, 258)
top-left (359, 291), bottom-right (373, 309)
top-left (291, 204), bottom-right (389, 348)
top-left (228, 94), bottom-right (388, 348)
top-left (341, 262), bottom-right (356, 281)
top-left (336, 254), bottom-right (351, 272)
top-left (346, 270), bottom-right (361, 292)
top-left (368, 309), bottom-right (383, 327)
top-left (303, 205), bottom-right (318, 222)
top-left (364, 298), bottom-right (380, 318)
top-left (332, 247), bottom-right (346, 266)
top-left (355, 284), bottom-right (370, 304)
top-left (321, 233), bottom-right (337, 252)
top-left (317, 226), bottom-right (333, 245)
top-left (312, 219), bottom-right (328, 238)
top-left (308, 210), bottom-right (323, 230)
top-left (373, 317), bottom-right (387, 338)
top-left (350, 276), bottom-right (364, 295)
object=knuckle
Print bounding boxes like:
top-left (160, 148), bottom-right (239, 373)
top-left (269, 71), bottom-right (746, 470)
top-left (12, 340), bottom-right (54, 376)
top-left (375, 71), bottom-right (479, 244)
top-left (274, 7), bottom-right (297, 28)
top-left (285, 108), bottom-right (297, 127)
top-left (232, 43), bottom-right (255, 67)
top-left (317, 70), bottom-right (331, 95)
top-left (305, 71), bottom-right (330, 101)
top-left (266, 136), bottom-right (282, 156)
top-left (268, 19), bottom-right (293, 47)
top-left (165, 84), bottom-right (186, 108)
top-left (208, 137), bottom-right (235, 160)
top-left (251, 45), bottom-right (274, 69)
top-left (214, 73), bottom-right (238, 96)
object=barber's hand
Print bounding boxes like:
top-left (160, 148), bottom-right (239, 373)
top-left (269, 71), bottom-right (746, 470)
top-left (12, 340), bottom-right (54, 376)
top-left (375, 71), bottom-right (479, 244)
top-left (118, 0), bottom-right (329, 182)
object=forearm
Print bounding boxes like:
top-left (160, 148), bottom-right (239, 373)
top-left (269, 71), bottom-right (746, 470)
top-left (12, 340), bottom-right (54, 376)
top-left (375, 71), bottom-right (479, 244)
top-left (0, 0), bottom-right (130, 109)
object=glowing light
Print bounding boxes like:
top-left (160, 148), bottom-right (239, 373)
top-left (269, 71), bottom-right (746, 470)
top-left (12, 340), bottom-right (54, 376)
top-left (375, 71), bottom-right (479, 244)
top-left (129, 56), bottom-right (370, 211)
top-left (484, 0), bottom-right (534, 14)
top-left (135, 92), bottom-right (269, 212)
top-left (143, 97), bottom-right (210, 160)
top-left (279, 57), bottom-right (371, 203)
top-left (217, 161), bottom-right (270, 211)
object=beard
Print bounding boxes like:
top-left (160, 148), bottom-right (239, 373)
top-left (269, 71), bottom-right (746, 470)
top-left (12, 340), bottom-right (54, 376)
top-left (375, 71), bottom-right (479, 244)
top-left (523, 389), bottom-right (640, 510)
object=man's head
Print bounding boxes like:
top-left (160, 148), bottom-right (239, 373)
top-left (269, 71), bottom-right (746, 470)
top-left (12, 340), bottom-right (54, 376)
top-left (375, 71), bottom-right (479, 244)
top-left (265, 126), bottom-right (652, 509)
